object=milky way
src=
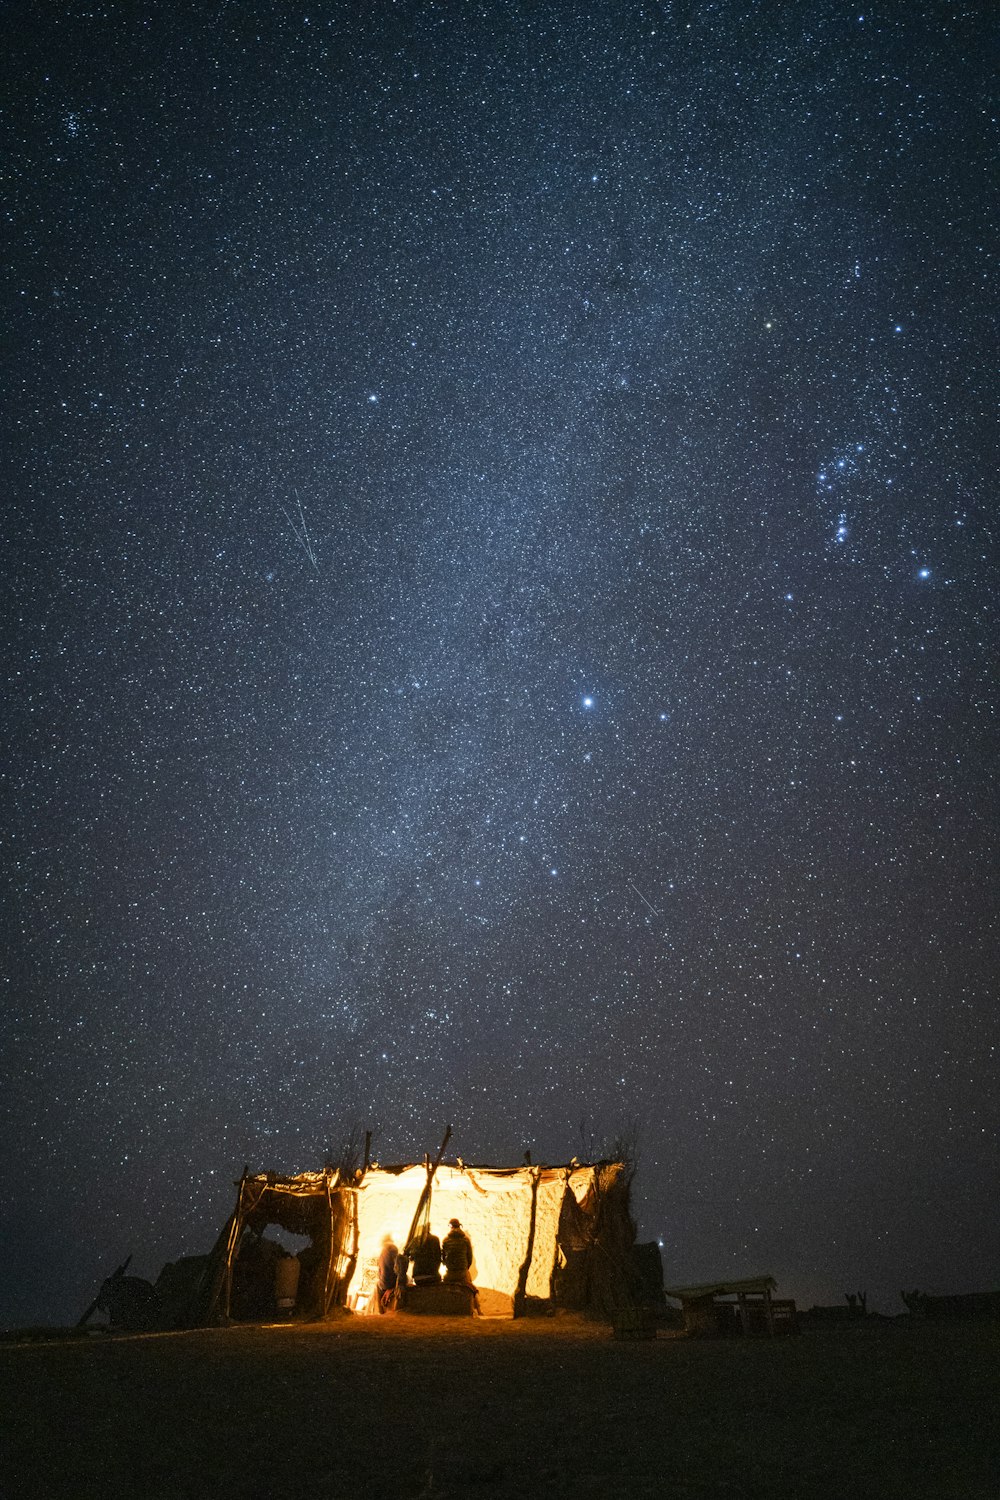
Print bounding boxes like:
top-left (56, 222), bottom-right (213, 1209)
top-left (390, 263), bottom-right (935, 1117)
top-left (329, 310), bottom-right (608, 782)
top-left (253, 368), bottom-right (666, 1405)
top-left (4, 2), bottom-right (997, 1322)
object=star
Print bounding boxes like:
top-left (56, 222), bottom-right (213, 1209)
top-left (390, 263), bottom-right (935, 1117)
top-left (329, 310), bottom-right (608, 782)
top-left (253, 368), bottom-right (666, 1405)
top-left (2, 0), bottom-right (992, 1339)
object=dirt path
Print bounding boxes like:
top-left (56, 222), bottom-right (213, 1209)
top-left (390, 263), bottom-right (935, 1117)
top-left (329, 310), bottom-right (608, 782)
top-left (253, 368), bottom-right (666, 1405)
top-left (1, 1317), bottom-right (997, 1498)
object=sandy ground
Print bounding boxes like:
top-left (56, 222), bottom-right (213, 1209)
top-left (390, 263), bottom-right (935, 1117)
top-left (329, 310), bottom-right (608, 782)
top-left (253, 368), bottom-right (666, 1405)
top-left (1, 1315), bottom-right (997, 1499)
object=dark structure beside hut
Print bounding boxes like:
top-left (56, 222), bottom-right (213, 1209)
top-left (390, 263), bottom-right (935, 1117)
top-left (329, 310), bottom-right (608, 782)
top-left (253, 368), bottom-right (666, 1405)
top-left (665, 1275), bottom-right (799, 1337)
top-left (901, 1289), bottom-right (1000, 1320)
top-left (800, 1292), bottom-right (869, 1327)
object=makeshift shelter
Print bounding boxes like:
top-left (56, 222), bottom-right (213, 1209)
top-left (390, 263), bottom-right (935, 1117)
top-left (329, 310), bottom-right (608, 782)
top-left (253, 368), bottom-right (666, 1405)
top-left (187, 1158), bottom-right (636, 1325)
top-left (664, 1275), bottom-right (798, 1336)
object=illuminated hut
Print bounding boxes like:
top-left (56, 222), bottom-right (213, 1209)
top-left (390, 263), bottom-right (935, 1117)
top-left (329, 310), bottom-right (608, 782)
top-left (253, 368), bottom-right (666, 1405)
top-left (191, 1158), bottom-right (635, 1323)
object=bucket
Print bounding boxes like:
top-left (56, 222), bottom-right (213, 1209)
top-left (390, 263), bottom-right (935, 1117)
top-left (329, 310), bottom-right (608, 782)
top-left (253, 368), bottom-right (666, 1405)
top-left (274, 1256), bottom-right (301, 1312)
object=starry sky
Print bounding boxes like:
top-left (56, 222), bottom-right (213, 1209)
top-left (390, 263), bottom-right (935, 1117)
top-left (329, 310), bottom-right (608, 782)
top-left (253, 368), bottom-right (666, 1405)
top-left (3, 1), bottom-right (998, 1326)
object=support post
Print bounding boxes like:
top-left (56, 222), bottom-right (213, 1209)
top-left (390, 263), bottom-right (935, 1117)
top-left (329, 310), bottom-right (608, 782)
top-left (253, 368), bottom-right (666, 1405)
top-left (402, 1125), bottom-right (452, 1260)
top-left (222, 1168), bottom-right (248, 1323)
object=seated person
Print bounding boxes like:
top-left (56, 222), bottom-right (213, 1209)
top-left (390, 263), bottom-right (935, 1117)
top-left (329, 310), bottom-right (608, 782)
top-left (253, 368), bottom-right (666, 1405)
top-left (376, 1234), bottom-right (399, 1312)
top-left (441, 1218), bottom-right (474, 1284)
top-left (408, 1225), bottom-right (443, 1286)
top-left (442, 1218), bottom-right (480, 1313)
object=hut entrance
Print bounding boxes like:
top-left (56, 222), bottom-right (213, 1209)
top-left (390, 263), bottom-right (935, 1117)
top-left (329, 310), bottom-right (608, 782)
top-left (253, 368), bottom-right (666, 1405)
top-left (221, 1172), bottom-right (342, 1323)
top-left (230, 1224), bottom-right (319, 1321)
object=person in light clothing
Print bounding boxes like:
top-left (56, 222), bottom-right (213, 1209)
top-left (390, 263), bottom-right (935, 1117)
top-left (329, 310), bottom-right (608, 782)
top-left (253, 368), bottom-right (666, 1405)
top-left (376, 1234), bottom-right (399, 1312)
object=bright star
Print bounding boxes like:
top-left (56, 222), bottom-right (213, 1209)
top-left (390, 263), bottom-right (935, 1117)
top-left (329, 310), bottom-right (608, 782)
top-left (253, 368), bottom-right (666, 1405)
top-left (582, 695), bottom-right (594, 708)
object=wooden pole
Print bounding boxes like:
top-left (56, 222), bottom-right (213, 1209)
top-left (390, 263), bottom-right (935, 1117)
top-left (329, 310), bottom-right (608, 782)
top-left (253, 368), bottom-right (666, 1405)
top-left (322, 1167), bottom-right (342, 1315)
top-left (222, 1169), bottom-right (248, 1323)
top-left (402, 1125), bottom-right (452, 1260)
top-left (76, 1255), bottom-right (132, 1327)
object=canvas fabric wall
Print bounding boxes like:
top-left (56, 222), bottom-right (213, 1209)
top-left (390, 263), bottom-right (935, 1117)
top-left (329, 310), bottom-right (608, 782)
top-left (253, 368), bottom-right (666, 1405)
top-left (349, 1164), bottom-right (599, 1305)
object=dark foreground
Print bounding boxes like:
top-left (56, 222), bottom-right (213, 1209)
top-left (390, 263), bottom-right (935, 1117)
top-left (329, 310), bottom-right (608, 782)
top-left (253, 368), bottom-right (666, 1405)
top-left (1, 1316), bottom-right (997, 1499)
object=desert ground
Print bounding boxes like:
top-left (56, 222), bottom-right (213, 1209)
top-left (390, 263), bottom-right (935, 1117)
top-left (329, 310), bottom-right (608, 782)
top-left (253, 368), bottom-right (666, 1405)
top-left (1, 1315), bottom-right (997, 1499)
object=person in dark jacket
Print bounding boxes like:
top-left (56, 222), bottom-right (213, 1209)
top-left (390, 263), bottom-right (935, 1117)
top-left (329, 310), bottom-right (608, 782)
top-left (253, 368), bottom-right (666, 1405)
top-left (441, 1218), bottom-right (480, 1312)
top-left (376, 1234), bottom-right (399, 1312)
top-left (441, 1219), bottom-right (474, 1283)
top-left (408, 1226), bottom-right (443, 1286)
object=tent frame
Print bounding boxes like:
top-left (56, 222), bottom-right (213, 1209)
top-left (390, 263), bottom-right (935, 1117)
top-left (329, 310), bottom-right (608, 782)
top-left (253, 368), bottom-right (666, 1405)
top-left (188, 1156), bottom-right (635, 1326)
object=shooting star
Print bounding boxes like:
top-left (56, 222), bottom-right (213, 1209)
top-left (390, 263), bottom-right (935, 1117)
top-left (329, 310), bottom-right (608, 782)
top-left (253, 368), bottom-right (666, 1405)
top-left (281, 490), bottom-right (319, 570)
top-left (628, 880), bottom-right (661, 917)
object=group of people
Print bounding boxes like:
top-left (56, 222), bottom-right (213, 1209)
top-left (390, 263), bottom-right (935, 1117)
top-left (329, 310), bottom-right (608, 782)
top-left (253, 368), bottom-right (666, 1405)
top-left (376, 1217), bottom-right (476, 1312)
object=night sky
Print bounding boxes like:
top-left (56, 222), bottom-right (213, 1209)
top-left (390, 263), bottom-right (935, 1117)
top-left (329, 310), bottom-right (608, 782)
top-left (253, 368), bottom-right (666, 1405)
top-left (4, 1), bottom-right (998, 1326)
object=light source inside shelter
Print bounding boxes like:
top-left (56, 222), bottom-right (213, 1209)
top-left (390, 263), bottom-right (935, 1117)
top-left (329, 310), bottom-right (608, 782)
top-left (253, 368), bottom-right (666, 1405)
top-left (348, 1163), bottom-right (598, 1313)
